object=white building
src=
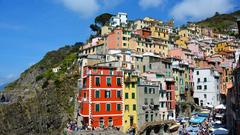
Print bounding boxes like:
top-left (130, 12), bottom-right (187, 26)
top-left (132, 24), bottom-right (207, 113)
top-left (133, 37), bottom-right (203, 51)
top-left (52, 66), bottom-right (61, 73)
top-left (110, 12), bottom-right (128, 27)
top-left (193, 68), bottom-right (220, 107)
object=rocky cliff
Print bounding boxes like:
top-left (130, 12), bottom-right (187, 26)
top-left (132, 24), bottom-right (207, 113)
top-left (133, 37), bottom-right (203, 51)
top-left (0, 44), bottom-right (82, 135)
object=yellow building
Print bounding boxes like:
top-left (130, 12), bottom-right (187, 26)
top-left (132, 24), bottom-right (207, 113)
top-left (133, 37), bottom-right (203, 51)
top-left (122, 29), bottom-right (132, 49)
top-left (122, 70), bottom-right (138, 133)
top-left (214, 42), bottom-right (235, 53)
top-left (101, 25), bottom-right (112, 36)
top-left (150, 26), bottom-right (169, 41)
top-left (175, 39), bottom-right (187, 49)
top-left (175, 29), bottom-right (189, 49)
top-left (129, 36), bottom-right (168, 57)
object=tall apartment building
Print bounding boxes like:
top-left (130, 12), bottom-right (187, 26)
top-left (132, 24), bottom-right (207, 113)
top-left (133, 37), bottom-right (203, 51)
top-left (78, 66), bottom-right (124, 128)
top-left (193, 68), bottom-right (220, 107)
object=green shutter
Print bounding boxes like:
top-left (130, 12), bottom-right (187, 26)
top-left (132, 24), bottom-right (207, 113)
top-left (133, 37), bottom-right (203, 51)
top-left (106, 104), bottom-right (110, 111)
top-left (125, 93), bottom-right (128, 99)
top-left (132, 93), bottom-right (135, 99)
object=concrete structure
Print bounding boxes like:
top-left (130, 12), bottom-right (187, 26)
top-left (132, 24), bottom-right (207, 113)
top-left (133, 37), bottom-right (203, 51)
top-left (137, 78), bottom-right (161, 128)
top-left (110, 12), bottom-right (128, 27)
top-left (193, 68), bottom-right (220, 107)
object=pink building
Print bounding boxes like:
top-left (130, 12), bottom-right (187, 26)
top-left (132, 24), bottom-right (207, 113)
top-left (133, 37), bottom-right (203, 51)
top-left (168, 48), bottom-right (195, 65)
top-left (188, 42), bottom-right (204, 59)
top-left (105, 28), bottom-right (123, 49)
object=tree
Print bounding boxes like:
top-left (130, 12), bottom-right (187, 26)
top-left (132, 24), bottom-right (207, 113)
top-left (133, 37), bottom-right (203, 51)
top-left (95, 13), bottom-right (113, 26)
top-left (215, 12), bottom-right (220, 16)
top-left (90, 24), bottom-right (100, 32)
top-left (89, 13), bottom-right (113, 36)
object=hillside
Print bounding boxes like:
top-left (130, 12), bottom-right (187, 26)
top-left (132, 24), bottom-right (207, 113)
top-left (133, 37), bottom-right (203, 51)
top-left (0, 84), bottom-right (7, 91)
top-left (197, 10), bottom-right (240, 34)
top-left (0, 44), bottom-right (81, 135)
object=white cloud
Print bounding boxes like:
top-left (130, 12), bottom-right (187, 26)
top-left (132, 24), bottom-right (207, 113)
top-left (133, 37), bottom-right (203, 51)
top-left (170, 0), bottom-right (235, 21)
top-left (139, 0), bottom-right (164, 9)
top-left (61, 0), bottom-right (99, 18)
top-left (59, 0), bottom-right (123, 18)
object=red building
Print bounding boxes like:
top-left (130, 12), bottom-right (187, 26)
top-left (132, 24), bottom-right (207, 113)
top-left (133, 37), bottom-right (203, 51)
top-left (78, 66), bottom-right (123, 128)
top-left (165, 78), bottom-right (176, 118)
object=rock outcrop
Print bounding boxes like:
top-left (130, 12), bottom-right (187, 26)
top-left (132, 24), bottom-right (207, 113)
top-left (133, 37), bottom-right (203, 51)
top-left (0, 44), bottom-right (81, 135)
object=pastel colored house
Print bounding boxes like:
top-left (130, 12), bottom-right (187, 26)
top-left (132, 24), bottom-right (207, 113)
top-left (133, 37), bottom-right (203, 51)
top-left (122, 70), bottom-right (138, 133)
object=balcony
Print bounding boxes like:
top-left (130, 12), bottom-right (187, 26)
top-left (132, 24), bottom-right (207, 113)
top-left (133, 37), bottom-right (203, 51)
top-left (124, 76), bottom-right (138, 82)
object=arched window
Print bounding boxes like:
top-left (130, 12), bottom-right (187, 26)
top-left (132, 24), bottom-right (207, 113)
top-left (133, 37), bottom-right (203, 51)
top-left (108, 117), bottom-right (113, 127)
top-left (100, 117), bottom-right (104, 128)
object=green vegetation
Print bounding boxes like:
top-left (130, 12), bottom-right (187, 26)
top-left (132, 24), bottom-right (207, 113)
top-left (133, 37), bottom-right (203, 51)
top-left (1, 43), bottom-right (81, 134)
top-left (197, 10), bottom-right (240, 34)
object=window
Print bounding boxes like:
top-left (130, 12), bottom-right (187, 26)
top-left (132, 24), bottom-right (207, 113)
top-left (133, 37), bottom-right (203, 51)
top-left (125, 93), bottom-right (129, 99)
top-left (131, 82), bottom-right (135, 88)
top-left (196, 71), bottom-right (199, 75)
top-left (197, 78), bottom-right (200, 83)
top-left (106, 104), bottom-right (111, 111)
top-left (84, 92), bottom-right (86, 98)
top-left (125, 105), bottom-right (129, 111)
top-left (93, 67), bottom-right (97, 72)
top-left (132, 93), bottom-right (135, 99)
top-left (151, 114), bottom-right (154, 121)
top-left (144, 98), bottom-right (148, 105)
top-left (153, 89), bottom-right (155, 94)
top-left (95, 104), bottom-right (100, 112)
top-left (117, 78), bottom-right (121, 86)
top-left (133, 104), bottom-right (136, 111)
top-left (83, 78), bottom-right (86, 88)
top-left (145, 113), bottom-right (149, 122)
top-left (96, 77), bottom-right (100, 86)
top-left (106, 77), bottom-right (111, 86)
top-left (123, 37), bottom-right (127, 40)
top-left (204, 85), bottom-right (207, 90)
top-left (149, 88), bottom-right (152, 94)
top-left (161, 102), bottom-right (164, 108)
top-left (197, 85), bottom-right (202, 90)
top-left (117, 104), bottom-right (121, 111)
top-left (204, 78), bottom-right (207, 82)
top-left (204, 94), bottom-right (207, 98)
top-left (117, 90), bottom-right (121, 98)
top-left (123, 43), bottom-right (127, 46)
top-left (150, 98), bottom-right (154, 104)
top-left (161, 92), bottom-right (164, 98)
top-left (144, 87), bottom-right (148, 94)
top-left (95, 90), bottom-right (100, 98)
top-left (105, 90), bottom-right (111, 98)
top-left (149, 64), bottom-right (152, 69)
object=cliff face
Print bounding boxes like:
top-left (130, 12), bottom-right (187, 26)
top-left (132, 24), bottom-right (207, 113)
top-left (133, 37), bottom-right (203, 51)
top-left (0, 44), bottom-right (81, 135)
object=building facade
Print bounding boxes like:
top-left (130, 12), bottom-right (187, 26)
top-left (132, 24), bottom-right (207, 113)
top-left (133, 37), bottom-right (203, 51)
top-left (78, 66), bottom-right (124, 128)
top-left (193, 68), bottom-right (220, 107)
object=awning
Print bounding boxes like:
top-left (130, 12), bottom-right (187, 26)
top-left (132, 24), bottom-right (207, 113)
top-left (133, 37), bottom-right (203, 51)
top-left (215, 104), bottom-right (226, 110)
top-left (189, 117), bottom-right (206, 124)
top-left (213, 127), bottom-right (229, 135)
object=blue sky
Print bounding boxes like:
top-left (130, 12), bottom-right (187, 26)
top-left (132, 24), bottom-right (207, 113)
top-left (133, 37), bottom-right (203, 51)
top-left (0, 0), bottom-right (239, 85)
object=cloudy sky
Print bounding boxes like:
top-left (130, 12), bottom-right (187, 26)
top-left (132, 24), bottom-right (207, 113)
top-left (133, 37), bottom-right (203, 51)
top-left (0, 0), bottom-right (239, 85)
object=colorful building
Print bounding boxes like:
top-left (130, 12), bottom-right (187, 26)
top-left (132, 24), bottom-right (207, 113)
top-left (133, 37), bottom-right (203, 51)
top-left (78, 66), bottom-right (124, 128)
top-left (122, 70), bottom-right (138, 133)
